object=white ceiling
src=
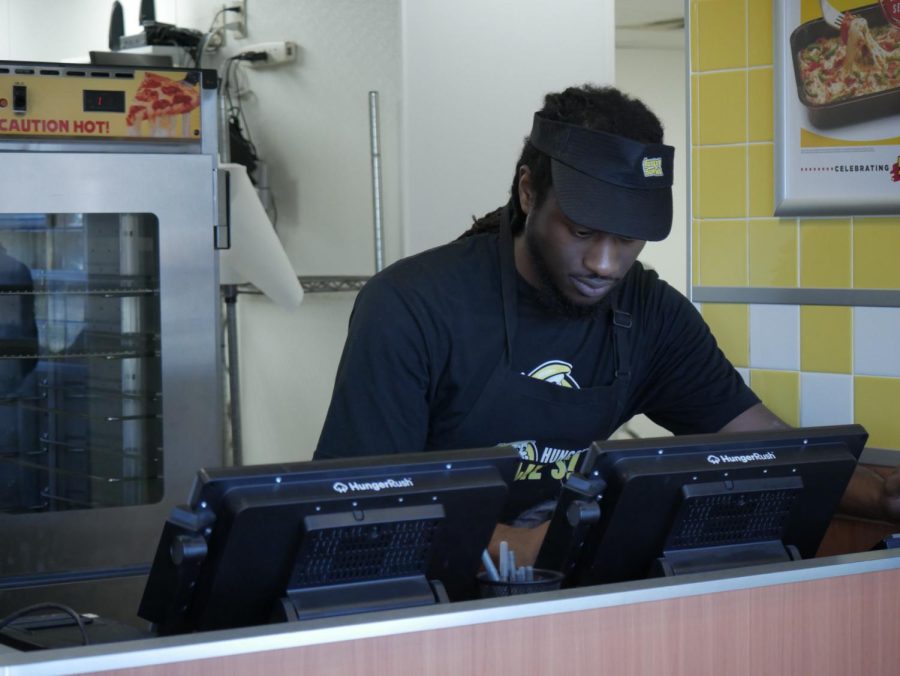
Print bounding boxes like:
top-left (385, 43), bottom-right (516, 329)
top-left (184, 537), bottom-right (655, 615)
top-left (615, 0), bottom-right (685, 49)
top-left (616, 0), bottom-right (685, 28)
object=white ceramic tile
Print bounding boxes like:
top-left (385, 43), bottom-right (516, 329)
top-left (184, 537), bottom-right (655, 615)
top-left (854, 307), bottom-right (900, 377)
top-left (749, 304), bottom-right (800, 370)
top-left (800, 372), bottom-right (853, 427)
top-left (735, 367), bottom-right (750, 386)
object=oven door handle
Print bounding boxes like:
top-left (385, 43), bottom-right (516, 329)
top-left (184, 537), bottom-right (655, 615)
top-left (214, 166), bottom-right (231, 250)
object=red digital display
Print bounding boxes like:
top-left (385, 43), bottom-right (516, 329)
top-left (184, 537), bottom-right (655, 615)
top-left (83, 89), bottom-right (125, 113)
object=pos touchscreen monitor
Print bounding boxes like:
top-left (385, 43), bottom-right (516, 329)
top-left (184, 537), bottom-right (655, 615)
top-left (536, 425), bottom-right (868, 587)
top-left (138, 446), bottom-right (519, 635)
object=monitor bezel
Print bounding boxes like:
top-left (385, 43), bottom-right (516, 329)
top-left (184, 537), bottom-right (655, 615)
top-left (537, 424), bottom-right (868, 587)
top-left (138, 446), bottom-right (519, 634)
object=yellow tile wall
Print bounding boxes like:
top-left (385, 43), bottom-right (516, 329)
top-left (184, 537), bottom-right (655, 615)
top-left (690, 0), bottom-right (900, 454)
top-left (853, 218), bottom-right (900, 289)
top-left (698, 220), bottom-right (747, 286)
top-left (799, 219), bottom-right (852, 288)
top-left (747, 69), bottom-right (773, 142)
top-left (747, 0), bottom-right (773, 67)
top-left (748, 218), bottom-right (796, 287)
top-left (749, 369), bottom-right (799, 426)
top-left (747, 144), bottom-right (774, 218)
top-left (855, 377), bottom-right (900, 449)
top-left (701, 304), bottom-right (749, 367)
top-left (694, 146), bottom-right (747, 218)
top-left (697, 72), bottom-right (746, 145)
top-left (695, 0), bottom-right (746, 71)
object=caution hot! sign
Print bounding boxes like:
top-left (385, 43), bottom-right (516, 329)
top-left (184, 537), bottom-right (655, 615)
top-left (0, 69), bottom-right (203, 141)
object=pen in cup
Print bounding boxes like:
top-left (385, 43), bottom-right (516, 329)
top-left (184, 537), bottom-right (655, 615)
top-left (481, 548), bottom-right (500, 582)
top-left (485, 541), bottom-right (533, 582)
top-left (478, 544), bottom-right (564, 597)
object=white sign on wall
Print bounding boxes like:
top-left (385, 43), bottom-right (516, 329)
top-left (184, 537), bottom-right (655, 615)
top-left (774, 0), bottom-right (900, 216)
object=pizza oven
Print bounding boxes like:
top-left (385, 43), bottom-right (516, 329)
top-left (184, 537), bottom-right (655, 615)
top-left (0, 61), bottom-right (225, 620)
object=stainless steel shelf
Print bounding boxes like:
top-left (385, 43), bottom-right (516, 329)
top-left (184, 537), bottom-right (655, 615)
top-left (235, 276), bottom-right (370, 295)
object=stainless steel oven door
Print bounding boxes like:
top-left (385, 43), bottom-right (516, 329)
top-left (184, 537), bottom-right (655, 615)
top-left (0, 152), bottom-right (222, 580)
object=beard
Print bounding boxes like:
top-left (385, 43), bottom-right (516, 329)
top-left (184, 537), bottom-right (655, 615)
top-left (524, 228), bottom-right (609, 320)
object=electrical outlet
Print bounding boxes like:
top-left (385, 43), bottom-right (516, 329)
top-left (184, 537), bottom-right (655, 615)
top-left (241, 41), bottom-right (298, 67)
top-left (229, 0), bottom-right (247, 39)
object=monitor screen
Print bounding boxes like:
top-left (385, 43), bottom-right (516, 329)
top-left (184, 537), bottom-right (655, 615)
top-left (138, 446), bottom-right (519, 634)
top-left (536, 425), bottom-right (868, 587)
top-left (88, 50), bottom-right (174, 67)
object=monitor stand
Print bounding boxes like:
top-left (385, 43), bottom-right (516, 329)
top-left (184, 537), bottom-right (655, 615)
top-left (651, 540), bottom-right (802, 578)
top-left (276, 575), bottom-right (449, 622)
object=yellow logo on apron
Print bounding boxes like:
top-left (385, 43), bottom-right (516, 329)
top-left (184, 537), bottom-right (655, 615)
top-left (527, 360), bottom-right (580, 389)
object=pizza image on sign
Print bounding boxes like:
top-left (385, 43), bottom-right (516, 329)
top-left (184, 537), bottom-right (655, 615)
top-left (126, 71), bottom-right (201, 138)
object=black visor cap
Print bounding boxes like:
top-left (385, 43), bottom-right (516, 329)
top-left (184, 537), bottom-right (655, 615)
top-left (529, 112), bottom-right (675, 241)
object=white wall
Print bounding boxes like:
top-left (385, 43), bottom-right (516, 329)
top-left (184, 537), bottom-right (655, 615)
top-left (2, 0), bottom-right (178, 60)
top-left (615, 39), bottom-right (687, 295)
top-left (613, 31), bottom-right (688, 440)
top-left (401, 0), bottom-right (615, 253)
top-left (0, 0), bottom-right (8, 58)
top-left (175, 0), bottom-right (406, 277)
top-left (236, 290), bottom-right (358, 464)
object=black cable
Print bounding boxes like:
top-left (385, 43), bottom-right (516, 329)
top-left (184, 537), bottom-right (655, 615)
top-left (222, 56), bottom-right (260, 175)
top-left (224, 57), bottom-right (252, 150)
top-left (194, 6), bottom-right (242, 67)
top-left (226, 58), bottom-right (259, 155)
top-left (220, 52), bottom-right (280, 225)
top-left (0, 603), bottom-right (90, 646)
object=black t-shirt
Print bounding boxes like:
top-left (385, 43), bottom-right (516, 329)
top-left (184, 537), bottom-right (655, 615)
top-left (315, 232), bottom-right (759, 513)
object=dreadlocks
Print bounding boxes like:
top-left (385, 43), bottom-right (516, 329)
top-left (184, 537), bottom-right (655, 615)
top-left (458, 85), bottom-right (664, 240)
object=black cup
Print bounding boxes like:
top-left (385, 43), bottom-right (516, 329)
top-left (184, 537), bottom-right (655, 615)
top-left (476, 568), bottom-right (564, 598)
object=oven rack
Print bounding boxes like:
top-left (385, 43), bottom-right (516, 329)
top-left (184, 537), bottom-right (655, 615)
top-left (0, 287), bottom-right (159, 297)
top-left (0, 350), bottom-right (160, 361)
top-left (0, 454), bottom-right (161, 485)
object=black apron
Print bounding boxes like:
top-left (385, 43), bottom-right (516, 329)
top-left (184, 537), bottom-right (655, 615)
top-left (432, 205), bottom-right (634, 519)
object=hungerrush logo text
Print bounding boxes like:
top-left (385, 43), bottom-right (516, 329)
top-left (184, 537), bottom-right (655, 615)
top-left (706, 451), bottom-right (776, 465)
top-left (332, 478), bottom-right (414, 493)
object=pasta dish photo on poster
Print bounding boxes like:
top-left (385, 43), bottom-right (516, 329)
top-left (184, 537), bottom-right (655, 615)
top-left (775, 0), bottom-right (900, 215)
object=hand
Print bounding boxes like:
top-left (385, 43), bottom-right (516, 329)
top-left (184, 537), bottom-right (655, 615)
top-left (486, 521), bottom-right (550, 569)
top-left (883, 467), bottom-right (900, 522)
top-left (840, 464), bottom-right (900, 523)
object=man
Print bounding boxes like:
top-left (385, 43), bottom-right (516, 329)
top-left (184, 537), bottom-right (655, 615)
top-left (315, 85), bottom-right (900, 563)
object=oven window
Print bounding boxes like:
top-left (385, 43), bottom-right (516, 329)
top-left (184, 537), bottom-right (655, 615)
top-left (0, 213), bottom-right (162, 513)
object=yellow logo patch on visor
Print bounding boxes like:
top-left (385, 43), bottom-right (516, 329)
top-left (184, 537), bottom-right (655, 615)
top-left (642, 156), bottom-right (663, 177)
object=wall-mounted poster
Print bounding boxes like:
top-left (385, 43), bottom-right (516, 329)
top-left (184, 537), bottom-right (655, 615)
top-left (775, 0), bottom-right (900, 215)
